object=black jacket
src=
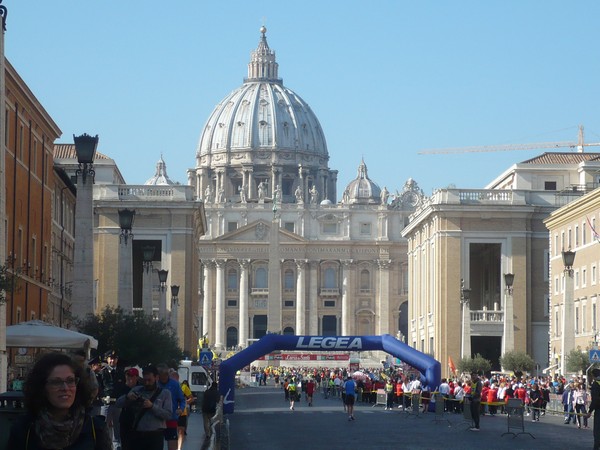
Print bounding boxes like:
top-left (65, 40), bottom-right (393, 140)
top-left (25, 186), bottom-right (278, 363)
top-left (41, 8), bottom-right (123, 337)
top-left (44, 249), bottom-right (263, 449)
top-left (7, 413), bottom-right (111, 450)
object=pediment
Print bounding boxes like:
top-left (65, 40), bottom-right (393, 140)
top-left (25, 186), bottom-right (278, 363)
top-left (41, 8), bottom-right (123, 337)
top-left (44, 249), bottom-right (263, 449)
top-left (215, 219), bottom-right (307, 243)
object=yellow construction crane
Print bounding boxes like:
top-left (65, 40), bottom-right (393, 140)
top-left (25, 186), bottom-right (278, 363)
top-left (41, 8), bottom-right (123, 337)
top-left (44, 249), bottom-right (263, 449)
top-left (418, 125), bottom-right (600, 155)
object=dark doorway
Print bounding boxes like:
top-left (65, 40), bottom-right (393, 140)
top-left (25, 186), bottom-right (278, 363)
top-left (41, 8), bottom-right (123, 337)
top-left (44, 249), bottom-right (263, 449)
top-left (471, 336), bottom-right (502, 372)
top-left (398, 302), bottom-right (408, 341)
top-left (226, 327), bottom-right (238, 349)
top-left (132, 240), bottom-right (162, 309)
top-left (322, 315), bottom-right (337, 335)
top-left (253, 315), bottom-right (267, 339)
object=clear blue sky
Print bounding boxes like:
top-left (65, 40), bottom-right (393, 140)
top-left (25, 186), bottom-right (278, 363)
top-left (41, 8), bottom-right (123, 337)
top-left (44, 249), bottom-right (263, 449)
top-left (6, 1), bottom-right (600, 195)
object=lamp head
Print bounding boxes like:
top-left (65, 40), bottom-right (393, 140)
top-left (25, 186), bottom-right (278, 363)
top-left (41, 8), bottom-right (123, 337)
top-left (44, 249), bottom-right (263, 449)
top-left (73, 133), bottom-right (99, 164)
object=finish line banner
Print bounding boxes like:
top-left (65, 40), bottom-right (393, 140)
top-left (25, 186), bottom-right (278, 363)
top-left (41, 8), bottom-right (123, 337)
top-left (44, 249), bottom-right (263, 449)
top-left (258, 353), bottom-right (350, 361)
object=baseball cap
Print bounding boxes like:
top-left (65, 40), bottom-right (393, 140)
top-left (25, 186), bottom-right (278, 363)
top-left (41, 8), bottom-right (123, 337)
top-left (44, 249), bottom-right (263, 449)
top-left (126, 368), bottom-right (139, 377)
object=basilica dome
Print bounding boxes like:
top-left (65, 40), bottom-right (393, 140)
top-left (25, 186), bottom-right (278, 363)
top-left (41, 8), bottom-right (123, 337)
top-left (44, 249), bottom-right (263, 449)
top-left (192, 27), bottom-right (337, 204)
top-left (343, 159), bottom-right (382, 205)
top-left (196, 26), bottom-right (328, 169)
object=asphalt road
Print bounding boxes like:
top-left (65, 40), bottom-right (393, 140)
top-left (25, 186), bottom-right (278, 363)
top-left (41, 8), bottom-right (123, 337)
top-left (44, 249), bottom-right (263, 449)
top-left (224, 384), bottom-right (595, 450)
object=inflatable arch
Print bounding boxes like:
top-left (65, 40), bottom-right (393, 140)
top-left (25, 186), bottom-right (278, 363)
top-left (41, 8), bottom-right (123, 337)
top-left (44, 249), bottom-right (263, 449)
top-left (219, 334), bottom-right (441, 414)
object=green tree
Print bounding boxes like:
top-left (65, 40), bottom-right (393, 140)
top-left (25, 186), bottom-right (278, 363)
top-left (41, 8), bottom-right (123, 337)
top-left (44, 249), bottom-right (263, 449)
top-left (499, 350), bottom-right (535, 376)
top-left (457, 353), bottom-right (492, 375)
top-left (76, 306), bottom-right (183, 366)
top-left (566, 347), bottom-right (590, 374)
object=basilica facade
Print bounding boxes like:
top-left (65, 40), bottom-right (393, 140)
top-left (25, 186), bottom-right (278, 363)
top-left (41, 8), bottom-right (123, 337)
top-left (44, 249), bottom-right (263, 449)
top-left (190, 27), bottom-right (423, 350)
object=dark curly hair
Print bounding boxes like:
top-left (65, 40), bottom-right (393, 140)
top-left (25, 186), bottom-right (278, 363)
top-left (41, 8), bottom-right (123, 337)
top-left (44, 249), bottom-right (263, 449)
top-left (23, 352), bottom-right (94, 415)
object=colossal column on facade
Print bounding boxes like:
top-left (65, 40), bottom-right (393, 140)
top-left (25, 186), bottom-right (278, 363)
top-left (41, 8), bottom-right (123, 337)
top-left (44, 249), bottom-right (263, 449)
top-left (202, 261), bottom-right (215, 344)
top-left (341, 260), bottom-right (354, 336)
top-left (295, 260), bottom-right (307, 335)
top-left (214, 259), bottom-right (226, 349)
top-left (238, 259), bottom-right (250, 348)
top-left (309, 261), bottom-right (319, 334)
top-left (377, 259), bottom-right (391, 335)
top-left (267, 222), bottom-right (282, 333)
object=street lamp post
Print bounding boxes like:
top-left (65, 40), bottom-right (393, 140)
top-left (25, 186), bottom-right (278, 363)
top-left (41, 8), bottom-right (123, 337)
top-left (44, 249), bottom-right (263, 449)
top-left (157, 269), bottom-right (168, 320)
top-left (561, 249), bottom-right (576, 375)
top-left (72, 133), bottom-right (99, 322)
top-left (117, 209), bottom-right (135, 312)
top-left (170, 285), bottom-right (180, 337)
top-left (460, 279), bottom-right (471, 359)
top-left (141, 245), bottom-right (155, 316)
top-left (502, 273), bottom-right (515, 357)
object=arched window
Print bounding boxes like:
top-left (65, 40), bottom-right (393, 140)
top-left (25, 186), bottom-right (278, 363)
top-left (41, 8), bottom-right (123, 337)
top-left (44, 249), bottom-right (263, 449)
top-left (255, 267), bottom-right (267, 289)
top-left (227, 269), bottom-right (238, 292)
top-left (226, 327), bottom-right (238, 349)
top-left (324, 267), bottom-right (337, 289)
top-left (360, 269), bottom-right (370, 292)
top-left (283, 327), bottom-right (294, 335)
top-left (284, 269), bottom-right (295, 290)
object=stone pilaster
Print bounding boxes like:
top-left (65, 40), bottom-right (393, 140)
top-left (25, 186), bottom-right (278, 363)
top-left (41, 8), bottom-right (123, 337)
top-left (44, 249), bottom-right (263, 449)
top-left (377, 259), bottom-right (391, 335)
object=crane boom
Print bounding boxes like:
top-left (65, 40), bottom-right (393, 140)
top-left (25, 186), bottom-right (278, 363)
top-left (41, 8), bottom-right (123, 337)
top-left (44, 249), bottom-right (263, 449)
top-left (418, 125), bottom-right (600, 155)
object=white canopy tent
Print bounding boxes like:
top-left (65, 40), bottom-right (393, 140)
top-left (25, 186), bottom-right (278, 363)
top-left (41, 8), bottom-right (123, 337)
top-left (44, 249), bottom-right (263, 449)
top-left (6, 320), bottom-right (98, 349)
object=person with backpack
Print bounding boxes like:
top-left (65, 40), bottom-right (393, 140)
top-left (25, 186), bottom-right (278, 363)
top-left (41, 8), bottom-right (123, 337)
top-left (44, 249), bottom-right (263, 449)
top-left (288, 378), bottom-right (298, 411)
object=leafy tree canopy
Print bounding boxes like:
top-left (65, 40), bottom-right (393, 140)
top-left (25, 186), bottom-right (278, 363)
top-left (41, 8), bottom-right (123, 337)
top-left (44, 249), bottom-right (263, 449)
top-left (566, 347), bottom-right (590, 374)
top-left (457, 353), bottom-right (492, 375)
top-left (499, 350), bottom-right (536, 374)
top-left (76, 306), bottom-right (183, 367)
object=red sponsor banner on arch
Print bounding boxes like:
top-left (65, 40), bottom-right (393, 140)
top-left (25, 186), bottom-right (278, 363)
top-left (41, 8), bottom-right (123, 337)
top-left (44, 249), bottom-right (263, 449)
top-left (258, 353), bottom-right (350, 361)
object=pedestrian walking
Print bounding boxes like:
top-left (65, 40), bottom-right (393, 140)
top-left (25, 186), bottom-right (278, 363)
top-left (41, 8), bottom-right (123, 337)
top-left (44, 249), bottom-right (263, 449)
top-left (468, 372), bottom-right (483, 431)
top-left (585, 368), bottom-right (600, 449)
top-left (202, 382), bottom-right (220, 441)
top-left (344, 376), bottom-right (356, 421)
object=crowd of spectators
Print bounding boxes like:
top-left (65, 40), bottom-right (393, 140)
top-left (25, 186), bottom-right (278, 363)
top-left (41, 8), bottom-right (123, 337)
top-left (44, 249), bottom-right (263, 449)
top-left (249, 365), bottom-right (592, 427)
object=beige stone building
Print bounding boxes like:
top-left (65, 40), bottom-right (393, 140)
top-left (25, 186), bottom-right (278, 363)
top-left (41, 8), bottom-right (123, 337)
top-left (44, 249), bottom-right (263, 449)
top-left (402, 152), bottom-right (600, 377)
top-left (53, 150), bottom-right (206, 354)
top-left (545, 185), bottom-right (600, 375)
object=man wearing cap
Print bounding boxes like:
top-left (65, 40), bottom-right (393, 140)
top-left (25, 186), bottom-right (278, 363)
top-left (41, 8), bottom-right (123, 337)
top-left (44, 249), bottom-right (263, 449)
top-left (101, 350), bottom-right (126, 449)
top-left (586, 368), bottom-right (600, 449)
top-left (119, 368), bottom-right (141, 450)
top-left (116, 365), bottom-right (172, 450)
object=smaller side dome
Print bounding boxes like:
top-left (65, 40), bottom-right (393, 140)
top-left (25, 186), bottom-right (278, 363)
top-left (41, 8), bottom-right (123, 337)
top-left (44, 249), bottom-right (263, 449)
top-left (145, 155), bottom-right (175, 185)
top-left (342, 159), bottom-right (381, 205)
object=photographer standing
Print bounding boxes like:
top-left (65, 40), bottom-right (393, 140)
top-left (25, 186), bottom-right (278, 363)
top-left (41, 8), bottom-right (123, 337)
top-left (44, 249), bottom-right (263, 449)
top-left (116, 365), bottom-right (171, 450)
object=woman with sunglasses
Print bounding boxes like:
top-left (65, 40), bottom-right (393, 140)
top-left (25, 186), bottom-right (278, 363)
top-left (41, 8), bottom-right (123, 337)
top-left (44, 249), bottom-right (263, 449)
top-left (8, 352), bottom-right (111, 449)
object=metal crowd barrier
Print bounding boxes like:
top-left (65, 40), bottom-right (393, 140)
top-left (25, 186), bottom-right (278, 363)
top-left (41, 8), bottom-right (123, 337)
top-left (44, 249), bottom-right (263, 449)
top-left (502, 398), bottom-right (535, 439)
